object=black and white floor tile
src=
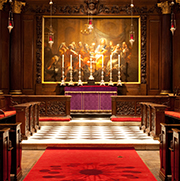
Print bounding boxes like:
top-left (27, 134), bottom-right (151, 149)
top-left (22, 125), bottom-right (159, 145)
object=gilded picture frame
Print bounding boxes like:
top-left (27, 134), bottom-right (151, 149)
top-left (42, 16), bottom-right (141, 84)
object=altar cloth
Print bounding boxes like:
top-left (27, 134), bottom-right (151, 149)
top-left (65, 86), bottom-right (117, 112)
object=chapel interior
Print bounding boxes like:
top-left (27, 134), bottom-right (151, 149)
top-left (0, 0), bottom-right (180, 180)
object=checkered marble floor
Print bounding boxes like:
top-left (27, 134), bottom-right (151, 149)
top-left (22, 125), bottom-right (159, 145)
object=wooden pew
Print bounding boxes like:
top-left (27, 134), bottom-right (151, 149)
top-left (159, 123), bottom-right (180, 181)
top-left (139, 102), bottom-right (167, 139)
top-left (0, 128), bottom-right (13, 181)
top-left (28, 102), bottom-right (41, 133)
top-left (170, 128), bottom-right (180, 181)
top-left (150, 103), bottom-right (167, 139)
top-left (0, 123), bottom-right (22, 181)
top-left (139, 102), bottom-right (151, 133)
top-left (13, 103), bottom-right (32, 140)
top-left (158, 97), bottom-right (180, 181)
top-left (1, 95), bottom-right (41, 140)
top-left (0, 95), bottom-right (16, 121)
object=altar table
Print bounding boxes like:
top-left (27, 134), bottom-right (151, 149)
top-left (65, 86), bottom-right (117, 112)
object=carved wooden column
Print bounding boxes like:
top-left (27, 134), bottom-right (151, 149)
top-left (0, 10), bottom-right (3, 94)
top-left (9, 1), bottom-right (25, 95)
top-left (9, 13), bottom-right (22, 94)
top-left (158, 1), bottom-right (172, 94)
top-left (0, 1), bottom-right (7, 94)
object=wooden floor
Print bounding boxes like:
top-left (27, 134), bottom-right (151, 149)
top-left (20, 150), bottom-right (161, 181)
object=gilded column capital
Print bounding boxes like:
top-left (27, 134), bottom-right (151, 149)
top-left (0, 0), bottom-right (7, 10)
top-left (13, 0), bottom-right (26, 14)
top-left (157, 1), bottom-right (171, 14)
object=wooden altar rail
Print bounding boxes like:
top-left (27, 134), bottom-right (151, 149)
top-left (111, 95), bottom-right (174, 117)
top-left (12, 95), bottom-right (71, 118)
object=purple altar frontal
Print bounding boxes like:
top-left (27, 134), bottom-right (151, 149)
top-left (65, 86), bottom-right (117, 112)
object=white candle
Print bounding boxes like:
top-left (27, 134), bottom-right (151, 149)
top-left (79, 54), bottom-right (81, 68)
top-left (70, 54), bottom-right (72, 69)
top-left (118, 54), bottom-right (120, 68)
top-left (62, 54), bottom-right (64, 68)
top-left (110, 54), bottom-right (112, 70)
top-left (102, 55), bottom-right (104, 68)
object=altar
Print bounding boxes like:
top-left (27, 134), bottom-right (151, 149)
top-left (65, 86), bottom-right (117, 112)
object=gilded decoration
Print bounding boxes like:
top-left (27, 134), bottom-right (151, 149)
top-left (84, 0), bottom-right (99, 15)
top-left (0, 0), bottom-right (7, 10)
top-left (13, 0), bottom-right (26, 14)
top-left (42, 16), bottom-right (141, 84)
top-left (157, 1), bottom-right (171, 14)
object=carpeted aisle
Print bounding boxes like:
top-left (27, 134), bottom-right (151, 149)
top-left (24, 147), bottom-right (157, 181)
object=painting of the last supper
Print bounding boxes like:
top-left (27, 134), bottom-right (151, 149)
top-left (42, 16), bottom-right (140, 84)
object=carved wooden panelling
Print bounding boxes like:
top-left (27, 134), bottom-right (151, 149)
top-left (40, 101), bottom-right (46, 116)
top-left (22, 17), bottom-right (34, 90)
top-left (46, 101), bottom-right (66, 116)
top-left (136, 103), bottom-right (141, 115)
top-left (148, 18), bottom-right (161, 92)
top-left (25, 109), bottom-right (29, 131)
top-left (151, 110), bottom-right (155, 131)
top-left (116, 101), bottom-right (135, 115)
top-left (36, 15), bottom-right (42, 84)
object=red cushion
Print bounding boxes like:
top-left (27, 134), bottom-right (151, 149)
top-left (165, 111), bottom-right (180, 119)
top-left (39, 117), bottom-right (70, 121)
top-left (0, 110), bottom-right (16, 118)
top-left (111, 117), bottom-right (141, 122)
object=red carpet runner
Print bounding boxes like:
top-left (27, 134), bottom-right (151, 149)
top-left (24, 148), bottom-right (157, 181)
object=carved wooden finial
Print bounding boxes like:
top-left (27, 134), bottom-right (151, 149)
top-left (84, 0), bottom-right (99, 15)
top-left (0, 0), bottom-right (7, 10)
top-left (157, 1), bottom-right (171, 14)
